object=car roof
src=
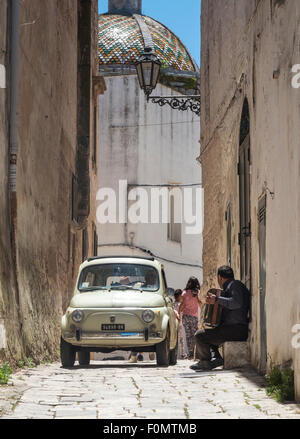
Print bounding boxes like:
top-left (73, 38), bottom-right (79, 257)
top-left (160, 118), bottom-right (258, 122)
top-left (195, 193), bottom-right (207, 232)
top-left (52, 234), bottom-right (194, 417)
top-left (80, 255), bottom-right (162, 270)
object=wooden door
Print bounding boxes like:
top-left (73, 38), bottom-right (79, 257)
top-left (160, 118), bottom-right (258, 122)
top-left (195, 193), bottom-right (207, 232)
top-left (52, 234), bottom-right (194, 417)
top-left (239, 134), bottom-right (251, 290)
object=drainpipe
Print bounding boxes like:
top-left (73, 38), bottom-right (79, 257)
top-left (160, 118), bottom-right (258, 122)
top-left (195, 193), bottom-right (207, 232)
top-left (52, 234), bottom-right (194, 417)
top-left (9, 0), bottom-right (20, 304)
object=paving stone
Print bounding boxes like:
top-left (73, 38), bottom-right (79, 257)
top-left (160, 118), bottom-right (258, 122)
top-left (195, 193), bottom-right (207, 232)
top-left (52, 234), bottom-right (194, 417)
top-left (55, 408), bottom-right (97, 419)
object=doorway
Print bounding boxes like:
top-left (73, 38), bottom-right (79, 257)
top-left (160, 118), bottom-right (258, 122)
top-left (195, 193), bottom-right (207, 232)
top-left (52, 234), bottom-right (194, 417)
top-left (238, 99), bottom-right (251, 290)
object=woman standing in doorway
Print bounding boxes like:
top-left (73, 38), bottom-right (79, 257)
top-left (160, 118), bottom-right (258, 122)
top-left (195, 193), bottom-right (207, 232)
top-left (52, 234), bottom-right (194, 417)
top-left (179, 277), bottom-right (203, 359)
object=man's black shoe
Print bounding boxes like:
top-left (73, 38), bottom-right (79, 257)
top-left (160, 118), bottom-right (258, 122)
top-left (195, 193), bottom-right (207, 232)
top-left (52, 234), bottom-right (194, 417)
top-left (190, 358), bottom-right (224, 371)
top-left (189, 360), bottom-right (213, 371)
top-left (210, 358), bottom-right (224, 369)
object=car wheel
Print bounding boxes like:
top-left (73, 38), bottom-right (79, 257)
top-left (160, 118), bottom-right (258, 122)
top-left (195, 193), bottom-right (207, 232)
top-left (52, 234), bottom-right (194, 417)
top-left (156, 328), bottom-right (170, 367)
top-left (60, 337), bottom-right (76, 368)
top-left (78, 350), bottom-right (90, 366)
top-left (169, 334), bottom-right (178, 366)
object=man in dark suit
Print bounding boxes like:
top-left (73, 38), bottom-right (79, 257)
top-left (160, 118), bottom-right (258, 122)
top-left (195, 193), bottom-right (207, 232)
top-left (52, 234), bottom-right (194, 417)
top-left (190, 266), bottom-right (250, 371)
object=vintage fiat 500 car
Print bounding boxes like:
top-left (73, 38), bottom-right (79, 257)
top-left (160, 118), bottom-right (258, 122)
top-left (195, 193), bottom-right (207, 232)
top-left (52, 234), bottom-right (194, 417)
top-left (61, 256), bottom-right (178, 367)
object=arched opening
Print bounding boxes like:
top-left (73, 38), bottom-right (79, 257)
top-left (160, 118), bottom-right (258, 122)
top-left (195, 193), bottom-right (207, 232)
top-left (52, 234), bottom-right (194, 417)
top-left (238, 99), bottom-right (251, 290)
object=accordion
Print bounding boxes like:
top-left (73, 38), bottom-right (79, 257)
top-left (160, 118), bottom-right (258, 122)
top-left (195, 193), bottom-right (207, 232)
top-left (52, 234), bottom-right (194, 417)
top-left (203, 289), bottom-right (223, 328)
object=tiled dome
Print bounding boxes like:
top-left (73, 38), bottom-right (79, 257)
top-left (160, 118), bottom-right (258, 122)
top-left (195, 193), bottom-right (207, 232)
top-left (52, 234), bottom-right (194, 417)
top-left (98, 14), bottom-right (197, 73)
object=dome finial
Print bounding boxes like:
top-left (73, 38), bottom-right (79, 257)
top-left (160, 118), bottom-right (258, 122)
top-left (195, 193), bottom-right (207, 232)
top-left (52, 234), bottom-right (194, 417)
top-left (108, 0), bottom-right (142, 15)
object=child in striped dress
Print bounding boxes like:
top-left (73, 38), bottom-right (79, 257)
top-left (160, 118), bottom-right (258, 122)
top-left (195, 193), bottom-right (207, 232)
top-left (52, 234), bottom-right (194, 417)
top-left (173, 289), bottom-right (187, 359)
top-left (179, 277), bottom-right (203, 359)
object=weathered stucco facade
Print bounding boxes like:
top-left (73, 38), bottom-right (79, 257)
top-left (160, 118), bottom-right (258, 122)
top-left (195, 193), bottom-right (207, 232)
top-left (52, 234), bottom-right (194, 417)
top-left (97, 76), bottom-right (202, 289)
top-left (200, 0), bottom-right (300, 400)
top-left (0, 0), bottom-right (105, 364)
top-left (96, 1), bottom-right (202, 290)
top-left (0, 0), bottom-right (23, 360)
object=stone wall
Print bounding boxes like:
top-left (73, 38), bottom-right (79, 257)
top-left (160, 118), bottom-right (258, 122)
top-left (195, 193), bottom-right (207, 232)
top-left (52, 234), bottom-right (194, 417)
top-left (200, 0), bottom-right (300, 400)
top-left (0, 0), bottom-right (24, 361)
top-left (0, 0), bottom-right (104, 365)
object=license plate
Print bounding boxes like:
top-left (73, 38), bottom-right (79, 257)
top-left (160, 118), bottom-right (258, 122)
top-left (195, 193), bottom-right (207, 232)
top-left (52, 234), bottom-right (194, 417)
top-left (101, 324), bottom-right (125, 331)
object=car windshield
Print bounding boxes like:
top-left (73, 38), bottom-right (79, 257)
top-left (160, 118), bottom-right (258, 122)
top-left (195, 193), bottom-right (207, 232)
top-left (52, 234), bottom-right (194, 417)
top-left (78, 263), bottom-right (160, 292)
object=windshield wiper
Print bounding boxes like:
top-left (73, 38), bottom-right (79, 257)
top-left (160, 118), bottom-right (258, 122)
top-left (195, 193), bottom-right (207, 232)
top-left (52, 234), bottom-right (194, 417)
top-left (79, 286), bottom-right (107, 292)
top-left (109, 285), bottom-right (142, 291)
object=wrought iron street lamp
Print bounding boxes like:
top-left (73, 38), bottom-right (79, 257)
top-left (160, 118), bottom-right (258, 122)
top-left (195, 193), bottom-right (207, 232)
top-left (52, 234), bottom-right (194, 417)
top-left (136, 51), bottom-right (200, 117)
top-left (136, 48), bottom-right (161, 98)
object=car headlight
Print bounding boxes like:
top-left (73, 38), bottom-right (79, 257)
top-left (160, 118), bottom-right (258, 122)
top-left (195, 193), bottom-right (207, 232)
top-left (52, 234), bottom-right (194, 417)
top-left (72, 310), bottom-right (84, 323)
top-left (142, 310), bottom-right (154, 323)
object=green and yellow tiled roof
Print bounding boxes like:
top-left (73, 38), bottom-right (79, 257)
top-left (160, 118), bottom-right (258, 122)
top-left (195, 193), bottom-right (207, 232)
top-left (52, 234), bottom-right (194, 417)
top-left (98, 14), bottom-right (197, 72)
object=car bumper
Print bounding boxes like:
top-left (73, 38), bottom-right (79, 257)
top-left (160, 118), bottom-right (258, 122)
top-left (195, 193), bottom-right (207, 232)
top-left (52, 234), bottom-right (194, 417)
top-left (62, 329), bottom-right (164, 348)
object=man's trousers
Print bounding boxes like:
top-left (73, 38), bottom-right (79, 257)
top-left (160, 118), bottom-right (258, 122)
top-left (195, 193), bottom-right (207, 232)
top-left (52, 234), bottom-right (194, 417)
top-left (195, 324), bottom-right (248, 361)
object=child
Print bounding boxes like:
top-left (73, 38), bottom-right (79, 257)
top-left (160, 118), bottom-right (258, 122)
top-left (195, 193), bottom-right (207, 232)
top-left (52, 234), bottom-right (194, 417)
top-left (179, 277), bottom-right (203, 359)
top-left (174, 289), bottom-right (187, 359)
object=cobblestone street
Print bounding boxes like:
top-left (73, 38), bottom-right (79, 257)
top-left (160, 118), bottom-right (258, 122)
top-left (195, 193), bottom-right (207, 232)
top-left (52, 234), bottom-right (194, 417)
top-left (1, 357), bottom-right (300, 420)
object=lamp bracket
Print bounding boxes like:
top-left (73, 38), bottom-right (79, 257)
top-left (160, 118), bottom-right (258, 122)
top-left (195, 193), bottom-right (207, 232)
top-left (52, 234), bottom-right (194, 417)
top-left (148, 95), bottom-right (200, 117)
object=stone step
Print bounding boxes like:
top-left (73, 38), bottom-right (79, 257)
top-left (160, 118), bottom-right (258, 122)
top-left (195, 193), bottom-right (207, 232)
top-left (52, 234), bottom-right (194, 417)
top-left (222, 341), bottom-right (250, 369)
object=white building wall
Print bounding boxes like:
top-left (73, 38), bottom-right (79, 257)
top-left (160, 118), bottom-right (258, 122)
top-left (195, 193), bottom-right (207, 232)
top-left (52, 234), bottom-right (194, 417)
top-left (97, 74), bottom-right (202, 289)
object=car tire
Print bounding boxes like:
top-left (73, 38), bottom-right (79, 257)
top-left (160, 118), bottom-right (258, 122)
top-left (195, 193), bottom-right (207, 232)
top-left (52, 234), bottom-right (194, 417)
top-left (169, 334), bottom-right (178, 366)
top-left (156, 328), bottom-right (170, 367)
top-left (78, 350), bottom-right (90, 366)
top-left (60, 337), bottom-right (76, 368)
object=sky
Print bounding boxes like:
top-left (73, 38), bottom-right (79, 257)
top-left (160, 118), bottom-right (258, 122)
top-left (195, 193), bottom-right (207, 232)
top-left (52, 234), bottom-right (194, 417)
top-left (98, 0), bottom-right (201, 67)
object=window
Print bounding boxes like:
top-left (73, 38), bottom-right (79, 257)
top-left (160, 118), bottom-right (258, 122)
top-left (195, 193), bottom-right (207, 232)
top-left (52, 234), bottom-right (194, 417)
top-left (168, 185), bottom-right (182, 243)
top-left (93, 228), bottom-right (98, 257)
top-left (92, 105), bottom-right (97, 165)
top-left (78, 264), bottom-right (160, 292)
top-left (72, 174), bottom-right (79, 223)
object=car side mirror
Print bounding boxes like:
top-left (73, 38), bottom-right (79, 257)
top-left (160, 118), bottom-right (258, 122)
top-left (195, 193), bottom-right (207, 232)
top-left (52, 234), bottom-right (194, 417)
top-left (168, 288), bottom-right (175, 296)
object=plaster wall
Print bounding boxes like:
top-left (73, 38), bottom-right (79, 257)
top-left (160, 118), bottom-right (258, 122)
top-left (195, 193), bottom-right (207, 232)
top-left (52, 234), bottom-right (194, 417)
top-left (0, 0), bottom-right (24, 361)
top-left (97, 74), bottom-right (202, 290)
